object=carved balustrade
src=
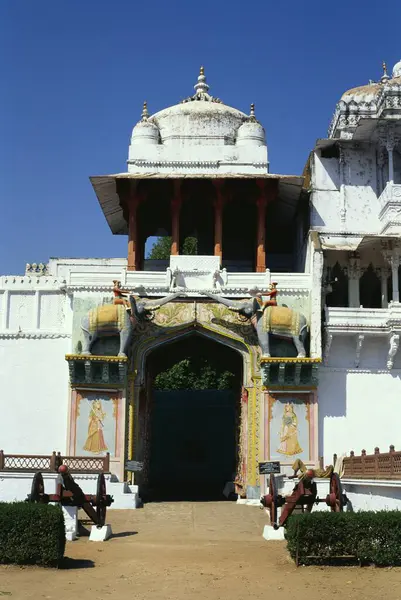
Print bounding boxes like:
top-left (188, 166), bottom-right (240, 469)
top-left (341, 446), bottom-right (401, 480)
top-left (0, 450), bottom-right (110, 473)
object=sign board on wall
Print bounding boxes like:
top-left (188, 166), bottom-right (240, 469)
top-left (258, 461), bottom-right (280, 475)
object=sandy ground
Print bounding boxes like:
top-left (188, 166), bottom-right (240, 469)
top-left (1, 501), bottom-right (401, 600)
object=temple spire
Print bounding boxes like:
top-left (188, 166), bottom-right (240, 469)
top-left (194, 65), bottom-right (210, 95)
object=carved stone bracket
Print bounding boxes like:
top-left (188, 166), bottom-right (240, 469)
top-left (355, 334), bottom-right (365, 368)
top-left (387, 333), bottom-right (400, 370)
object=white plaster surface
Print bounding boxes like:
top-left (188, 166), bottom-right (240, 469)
top-left (63, 505), bottom-right (78, 541)
top-left (0, 337), bottom-right (70, 454)
top-left (262, 525), bottom-right (285, 541)
top-left (89, 524), bottom-right (112, 541)
top-left (319, 368), bottom-right (401, 466)
top-left (343, 480), bottom-right (401, 511)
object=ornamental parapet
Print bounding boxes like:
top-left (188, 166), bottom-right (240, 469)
top-left (66, 263), bottom-right (312, 298)
top-left (65, 354), bottom-right (128, 387)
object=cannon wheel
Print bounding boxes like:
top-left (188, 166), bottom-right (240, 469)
top-left (268, 474), bottom-right (279, 529)
top-left (329, 472), bottom-right (345, 512)
top-left (96, 473), bottom-right (107, 527)
top-left (30, 472), bottom-right (45, 502)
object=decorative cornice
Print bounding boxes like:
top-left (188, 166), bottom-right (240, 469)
top-left (321, 366), bottom-right (401, 374)
top-left (260, 357), bottom-right (321, 364)
top-left (127, 159), bottom-right (269, 169)
top-left (0, 331), bottom-right (71, 339)
top-left (65, 354), bottom-right (128, 363)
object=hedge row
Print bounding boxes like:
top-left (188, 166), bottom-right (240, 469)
top-left (0, 502), bottom-right (65, 566)
top-left (286, 511), bottom-right (401, 566)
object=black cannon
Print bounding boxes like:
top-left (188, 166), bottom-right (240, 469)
top-left (261, 472), bottom-right (348, 529)
top-left (26, 465), bottom-right (113, 527)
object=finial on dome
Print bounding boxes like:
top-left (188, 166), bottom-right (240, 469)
top-left (141, 101), bottom-right (149, 120)
top-left (249, 103), bottom-right (256, 121)
top-left (194, 65), bottom-right (210, 96)
top-left (381, 61), bottom-right (390, 83)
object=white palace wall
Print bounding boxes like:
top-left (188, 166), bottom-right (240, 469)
top-left (0, 275), bottom-right (72, 455)
top-left (311, 147), bottom-right (383, 233)
top-left (0, 337), bottom-right (70, 454)
top-left (319, 368), bottom-right (401, 466)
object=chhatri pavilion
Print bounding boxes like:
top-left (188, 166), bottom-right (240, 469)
top-left (0, 62), bottom-right (400, 510)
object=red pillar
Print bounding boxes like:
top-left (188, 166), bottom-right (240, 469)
top-left (127, 195), bottom-right (139, 271)
top-left (214, 181), bottom-right (225, 264)
top-left (171, 183), bottom-right (182, 256)
top-left (256, 188), bottom-right (267, 273)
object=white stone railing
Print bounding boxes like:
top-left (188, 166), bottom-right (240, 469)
top-left (379, 183), bottom-right (401, 234)
top-left (326, 304), bottom-right (401, 333)
top-left (325, 307), bottom-right (390, 332)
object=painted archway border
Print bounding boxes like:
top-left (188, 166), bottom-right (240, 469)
top-left (127, 313), bottom-right (262, 492)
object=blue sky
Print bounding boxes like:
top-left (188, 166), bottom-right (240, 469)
top-left (0, 1), bottom-right (400, 274)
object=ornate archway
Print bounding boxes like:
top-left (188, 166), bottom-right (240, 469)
top-left (125, 300), bottom-right (263, 498)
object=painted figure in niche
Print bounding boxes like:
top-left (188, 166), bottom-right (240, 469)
top-left (277, 403), bottom-right (303, 456)
top-left (83, 399), bottom-right (108, 454)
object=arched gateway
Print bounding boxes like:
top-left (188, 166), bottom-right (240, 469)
top-left (138, 332), bottom-right (244, 500)
top-left (127, 305), bottom-right (260, 501)
top-left (61, 67), bottom-right (320, 505)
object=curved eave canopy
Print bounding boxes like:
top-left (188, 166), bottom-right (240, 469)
top-left (90, 173), bottom-right (304, 235)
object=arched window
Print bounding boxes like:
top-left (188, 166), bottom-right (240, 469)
top-left (325, 262), bottom-right (348, 307)
top-left (360, 264), bottom-right (381, 308)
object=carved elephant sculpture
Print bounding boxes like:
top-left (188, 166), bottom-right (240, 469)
top-left (81, 292), bottom-right (183, 357)
top-left (203, 292), bottom-right (308, 358)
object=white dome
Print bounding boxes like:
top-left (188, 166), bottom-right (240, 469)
top-left (393, 59), bottom-right (401, 79)
top-left (131, 102), bottom-right (160, 146)
top-left (236, 104), bottom-right (266, 147)
top-left (149, 67), bottom-right (249, 147)
top-left (127, 67), bottom-right (269, 175)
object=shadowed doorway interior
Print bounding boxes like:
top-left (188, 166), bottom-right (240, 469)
top-left (145, 334), bottom-right (242, 501)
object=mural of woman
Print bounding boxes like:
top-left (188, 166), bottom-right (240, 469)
top-left (83, 399), bottom-right (108, 454)
top-left (277, 403), bottom-right (303, 456)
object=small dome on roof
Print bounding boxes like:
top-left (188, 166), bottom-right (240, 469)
top-left (236, 104), bottom-right (266, 147)
top-left (131, 102), bottom-right (160, 146)
top-left (393, 59), bottom-right (401, 79)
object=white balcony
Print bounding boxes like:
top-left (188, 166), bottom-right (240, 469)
top-left (324, 305), bottom-right (401, 369)
top-left (379, 183), bottom-right (401, 235)
top-left (325, 307), bottom-right (390, 333)
top-left (62, 255), bottom-right (312, 298)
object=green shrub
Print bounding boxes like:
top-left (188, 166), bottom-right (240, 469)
top-left (285, 511), bottom-right (401, 566)
top-left (154, 357), bottom-right (235, 390)
top-left (0, 502), bottom-right (65, 566)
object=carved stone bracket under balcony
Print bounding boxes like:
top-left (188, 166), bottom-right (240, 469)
top-left (260, 358), bottom-right (321, 387)
top-left (65, 354), bottom-right (128, 387)
top-left (379, 183), bottom-right (401, 234)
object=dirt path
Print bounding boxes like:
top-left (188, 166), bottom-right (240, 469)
top-left (1, 502), bottom-right (401, 600)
